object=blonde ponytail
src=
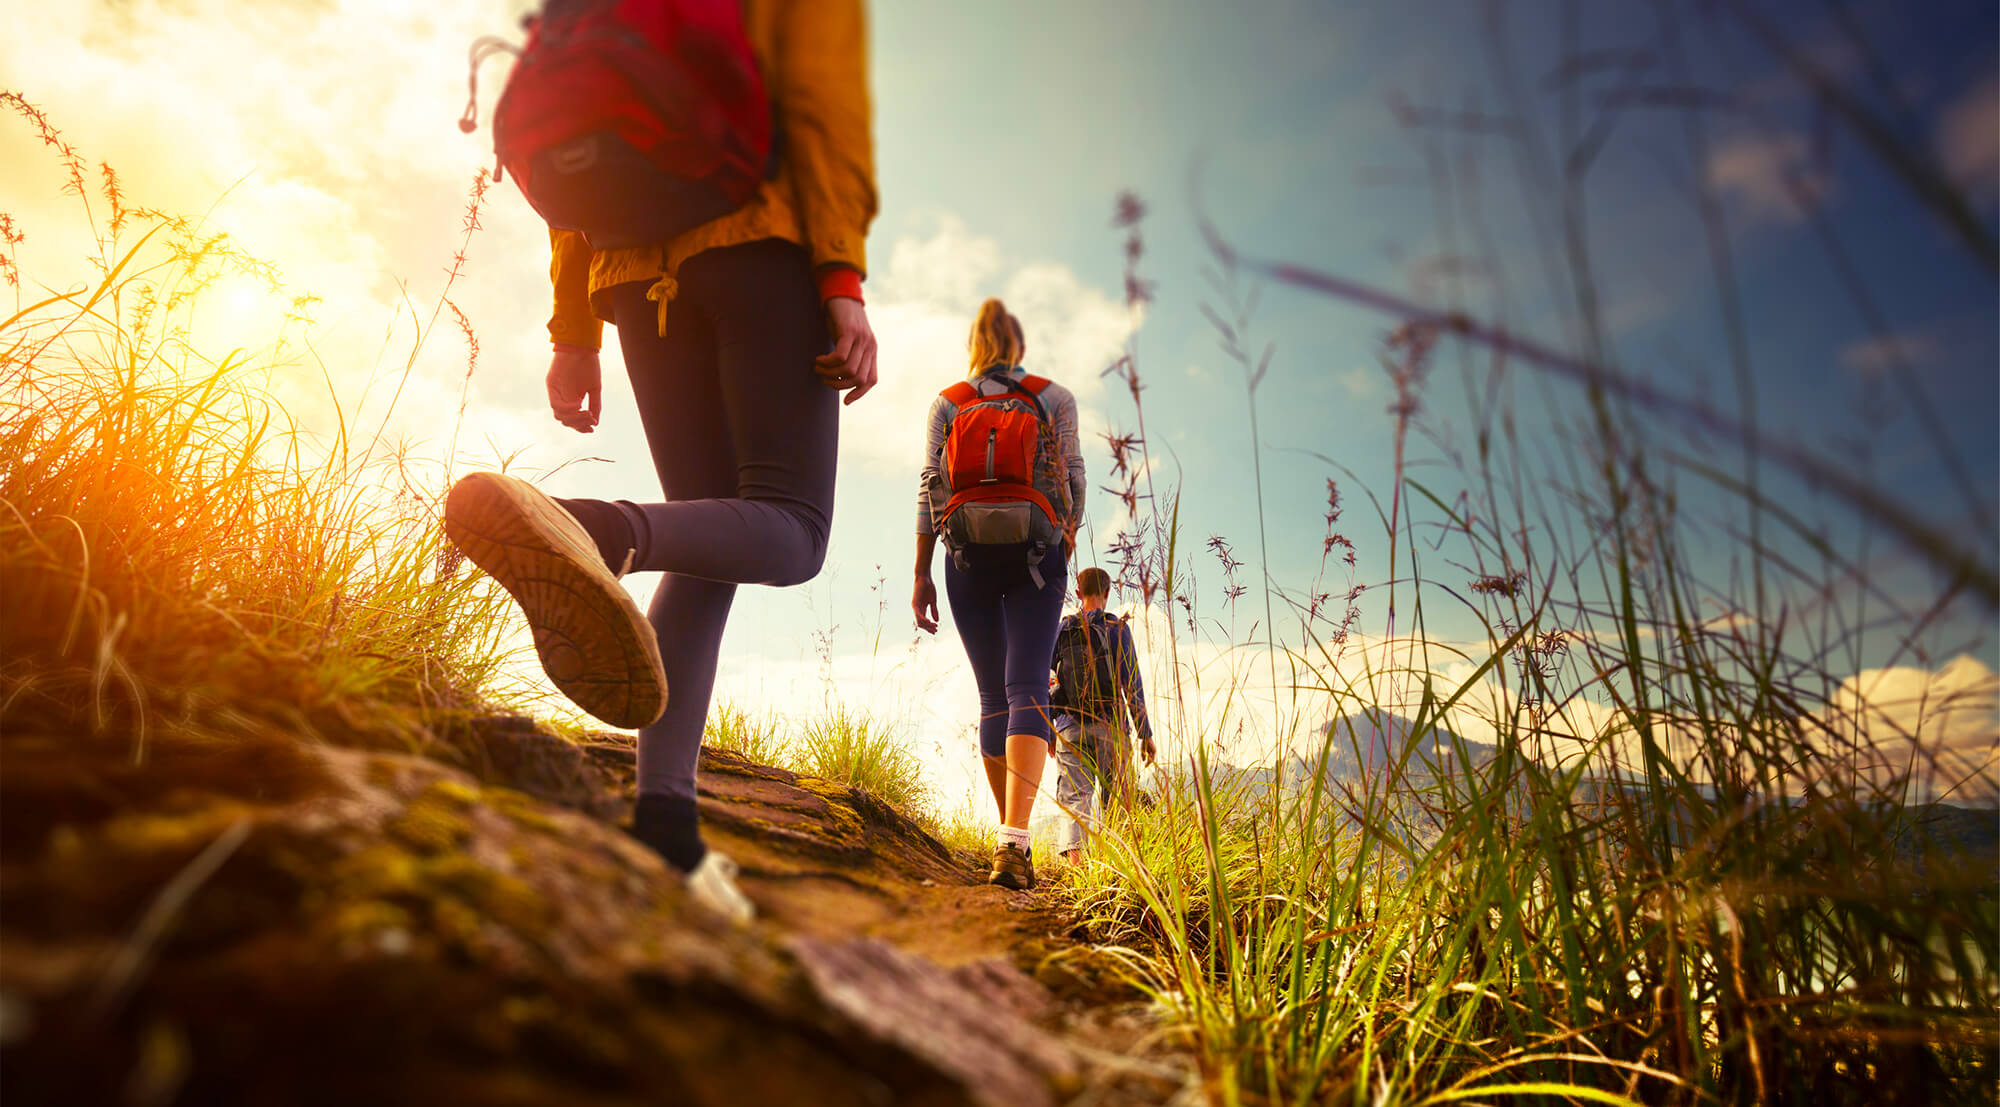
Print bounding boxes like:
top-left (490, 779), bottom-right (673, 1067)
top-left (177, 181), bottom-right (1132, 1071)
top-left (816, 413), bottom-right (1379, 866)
top-left (966, 297), bottom-right (1025, 375)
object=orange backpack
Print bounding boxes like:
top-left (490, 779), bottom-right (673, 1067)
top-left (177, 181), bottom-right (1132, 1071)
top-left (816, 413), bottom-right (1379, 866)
top-left (929, 375), bottom-right (1067, 576)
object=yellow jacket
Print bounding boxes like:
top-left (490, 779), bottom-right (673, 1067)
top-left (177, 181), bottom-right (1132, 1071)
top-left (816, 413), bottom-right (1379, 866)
top-left (546, 0), bottom-right (877, 347)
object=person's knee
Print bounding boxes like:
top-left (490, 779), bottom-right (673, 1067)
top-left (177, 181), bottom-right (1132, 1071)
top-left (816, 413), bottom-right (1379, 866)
top-left (765, 531), bottom-right (828, 587)
top-left (1003, 679), bottom-right (1050, 714)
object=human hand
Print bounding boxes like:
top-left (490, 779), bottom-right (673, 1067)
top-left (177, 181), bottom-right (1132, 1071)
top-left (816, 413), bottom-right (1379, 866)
top-left (913, 574), bottom-right (938, 634)
top-left (547, 347), bottom-right (602, 433)
top-left (816, 297), bottom-right (878, 405)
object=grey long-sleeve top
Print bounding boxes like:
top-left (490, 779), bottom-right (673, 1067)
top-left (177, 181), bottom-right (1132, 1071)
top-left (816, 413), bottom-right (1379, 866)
top-left (916, 364), bottom-right (1086, 537)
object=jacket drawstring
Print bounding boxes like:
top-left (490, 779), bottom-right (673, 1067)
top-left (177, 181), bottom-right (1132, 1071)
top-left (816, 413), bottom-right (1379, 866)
top-left (645, 275), bottom-right (680, 336)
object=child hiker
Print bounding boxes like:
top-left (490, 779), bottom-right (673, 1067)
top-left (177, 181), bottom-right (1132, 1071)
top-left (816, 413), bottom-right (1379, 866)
top-left (1049, 566), bottom-right (1155, 865)
top-left (913, 301), bottom-right (1084, 890)
top-left (444, 0), bottom-right (877, 925)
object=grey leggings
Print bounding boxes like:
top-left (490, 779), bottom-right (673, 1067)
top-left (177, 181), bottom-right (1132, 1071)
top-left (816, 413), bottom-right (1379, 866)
top-left (574, 238), bottom-right (837, 799)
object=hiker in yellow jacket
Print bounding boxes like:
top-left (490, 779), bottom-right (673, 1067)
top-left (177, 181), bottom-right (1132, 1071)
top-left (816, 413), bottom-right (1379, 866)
top-left (447, 0), bottom-right (877, 926)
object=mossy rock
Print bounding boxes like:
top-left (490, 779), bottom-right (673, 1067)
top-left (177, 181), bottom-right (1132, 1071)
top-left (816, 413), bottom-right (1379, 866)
top-left (0, 731), bottom-right (1084, 1107)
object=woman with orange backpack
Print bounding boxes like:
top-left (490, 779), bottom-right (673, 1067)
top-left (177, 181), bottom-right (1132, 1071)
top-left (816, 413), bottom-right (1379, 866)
top-left (444, 0), bottom-right (877, 926)
top-left (913, 300), bottom-right (1084, 890)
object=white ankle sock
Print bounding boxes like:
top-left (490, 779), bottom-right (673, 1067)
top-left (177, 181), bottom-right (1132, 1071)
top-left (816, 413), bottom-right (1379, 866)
top-left (996, 825), bottom-right (1032, 852)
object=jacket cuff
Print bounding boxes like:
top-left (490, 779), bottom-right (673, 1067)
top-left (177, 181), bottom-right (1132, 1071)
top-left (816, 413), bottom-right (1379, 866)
top-left (816, 265), bottom-right (864, 304)
top-left (811, 229), bottom-right (869, 283)
top-left (547, 315), bottom-right (603, 350)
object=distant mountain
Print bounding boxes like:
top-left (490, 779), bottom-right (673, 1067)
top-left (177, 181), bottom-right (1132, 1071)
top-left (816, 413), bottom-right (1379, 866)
top-left (1317, 712), bottom-right (1497, 784)
top-left (1139, 713), bottom-right (1498, 800)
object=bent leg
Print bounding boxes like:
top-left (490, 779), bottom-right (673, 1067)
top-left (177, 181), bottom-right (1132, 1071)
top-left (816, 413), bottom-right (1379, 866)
top-left (600, 241), bottom-right (836, 587)
top-left (603, 283), bottom-right (738, 812)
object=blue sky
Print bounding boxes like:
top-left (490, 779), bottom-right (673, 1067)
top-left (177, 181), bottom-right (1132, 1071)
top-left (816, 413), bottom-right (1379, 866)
top-left (4, 0), bottom-right (1994, 804)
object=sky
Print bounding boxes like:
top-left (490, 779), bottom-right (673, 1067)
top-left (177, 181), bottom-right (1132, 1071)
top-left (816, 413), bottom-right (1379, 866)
top-left (4, 0), bottom-right (1995, 812)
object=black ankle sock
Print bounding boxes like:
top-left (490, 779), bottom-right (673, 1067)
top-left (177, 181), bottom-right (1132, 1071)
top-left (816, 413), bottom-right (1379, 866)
top-left (554, 497), bottom-right (638, 573)
top-left (631, 793), bottom-right (707, 873)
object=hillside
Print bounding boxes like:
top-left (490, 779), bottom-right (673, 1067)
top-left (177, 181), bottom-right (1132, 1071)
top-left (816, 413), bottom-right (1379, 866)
top-left (0, 717), bottom-right (1192, 1105)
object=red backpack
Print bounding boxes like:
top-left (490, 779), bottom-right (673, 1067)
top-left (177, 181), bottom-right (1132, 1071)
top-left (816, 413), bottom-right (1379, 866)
top-left (928, 375), bottom-right (1069, 578)
top-left (458, 0), bottom-right (773, 250)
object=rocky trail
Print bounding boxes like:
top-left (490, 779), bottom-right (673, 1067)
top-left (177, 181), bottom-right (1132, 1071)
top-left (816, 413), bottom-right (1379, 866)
top-left (0, 716), bottom-right (1197, 1106)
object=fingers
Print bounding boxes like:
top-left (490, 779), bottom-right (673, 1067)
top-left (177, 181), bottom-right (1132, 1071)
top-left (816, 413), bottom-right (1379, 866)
top-left (551, 391), bottom-right (595, 433)
top-left (842, 344), bottom-right (878, 406)
top-left (816, 341), bottom-right (873, 394)
top-left (550, 390), bottom-right (594, 433)
top-left (816, 299), bottom-right (879, 404)
top-left (546, 353), bottom-right (602, 434)
top-left (823, 328), bottom-right (858, 373)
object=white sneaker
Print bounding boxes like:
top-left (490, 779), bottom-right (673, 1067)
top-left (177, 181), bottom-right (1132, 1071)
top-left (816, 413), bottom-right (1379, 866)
top-left (686, 851), bottom-right (755, 926)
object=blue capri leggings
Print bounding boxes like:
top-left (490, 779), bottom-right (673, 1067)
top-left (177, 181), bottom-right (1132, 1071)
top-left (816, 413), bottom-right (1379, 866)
top-left (945, 544), bottom-right (1069, 757)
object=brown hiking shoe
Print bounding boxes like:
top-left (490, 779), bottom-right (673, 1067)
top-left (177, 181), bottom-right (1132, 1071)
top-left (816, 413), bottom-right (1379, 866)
top-left (987, 843), bottom-right (1036, 890)
top-left (444, 471), bottom-right (666, 728)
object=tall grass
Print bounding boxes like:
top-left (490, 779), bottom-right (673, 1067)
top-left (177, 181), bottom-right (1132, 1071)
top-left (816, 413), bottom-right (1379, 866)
top-left (795, 703), bottom-right (932, 815)
top-left (703, 699), bottom-right (794, 766)
top-left (1059, 10), bottom-right (1998, 1099)
top-left (1064, 350), bottom-right (1999, 1102)
top-left (0, 96), bottom-right (516, 756)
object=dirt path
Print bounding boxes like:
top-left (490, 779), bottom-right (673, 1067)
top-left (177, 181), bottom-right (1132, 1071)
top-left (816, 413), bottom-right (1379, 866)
top-left (590, 738), bottom-right (1201, 1104)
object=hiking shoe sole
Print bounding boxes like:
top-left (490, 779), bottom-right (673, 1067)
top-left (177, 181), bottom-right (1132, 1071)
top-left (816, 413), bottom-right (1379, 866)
top-left (444, 471), bottom-right (666, 728)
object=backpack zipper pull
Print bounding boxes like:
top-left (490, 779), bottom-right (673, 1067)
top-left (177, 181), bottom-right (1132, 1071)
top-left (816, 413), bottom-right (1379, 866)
top-left (983, 427), bottom-right (997, 483)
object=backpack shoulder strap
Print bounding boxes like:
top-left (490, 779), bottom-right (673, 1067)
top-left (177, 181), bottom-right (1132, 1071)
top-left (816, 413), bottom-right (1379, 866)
top-left (1089, 614), bottom-right (1115, 649)
top-left (994, 375), bottom-right (1051, 422)
top-left (941, 380), bottom-right (979, 407)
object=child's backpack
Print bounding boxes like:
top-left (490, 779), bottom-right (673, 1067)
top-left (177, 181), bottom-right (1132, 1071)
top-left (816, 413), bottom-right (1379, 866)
top-left (1052, 612), bottom-right (1120, 722)
top-left (927, 375), bottom-right (1068, 580)
top-left (459, 0), bottom-right (774, 250)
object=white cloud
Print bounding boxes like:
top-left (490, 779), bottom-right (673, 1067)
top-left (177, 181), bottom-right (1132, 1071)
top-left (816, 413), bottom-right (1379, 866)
top-left (1839, 331), bottom-right (1936, 376)
top-left (1334, 365), bottom-right (1376, 397)
top-left (1815, 654), bottom-right (2000, 804)
top-left (1697, 610), bottom-right (1759, 635)
top-left (844, 214), bottom-right (1134, 473)
top-left (1708, 133), bottom-right (1829, 227)
top-left (1936, 72), bottom-right (1999, 197)
top-left (3, 0), bottom-right (555, 455)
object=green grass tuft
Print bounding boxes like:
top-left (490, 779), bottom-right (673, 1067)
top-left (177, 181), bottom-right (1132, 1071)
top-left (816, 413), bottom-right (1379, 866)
top-left (794, 703), bottom-right (931, 817)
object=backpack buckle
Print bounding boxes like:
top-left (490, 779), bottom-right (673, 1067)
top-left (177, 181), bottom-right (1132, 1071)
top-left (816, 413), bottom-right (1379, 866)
top-left (549, 135), bottom-right (601, 175)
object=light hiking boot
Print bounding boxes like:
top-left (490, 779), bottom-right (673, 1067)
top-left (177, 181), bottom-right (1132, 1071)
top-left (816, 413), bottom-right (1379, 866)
top-left (443, 471), bottom-right (666, 728)
top-left (686, 851), bottom-right (755, 926)
top-left (987, 843), bottom-right (1036, 891)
